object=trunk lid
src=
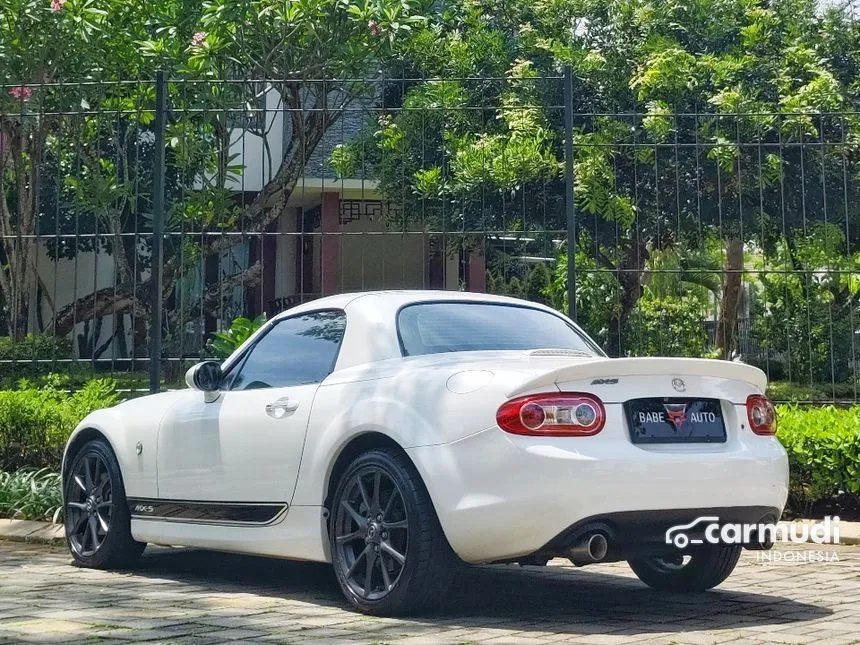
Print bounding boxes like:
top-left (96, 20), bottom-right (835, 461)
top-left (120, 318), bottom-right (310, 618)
top-left (508, 356), bottom-right (765, 403)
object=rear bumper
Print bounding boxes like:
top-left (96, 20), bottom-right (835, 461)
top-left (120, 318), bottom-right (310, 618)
top-left (407, 421), bottom-right (788, 564)
top-left (540, 506), bottom-right (781, 562)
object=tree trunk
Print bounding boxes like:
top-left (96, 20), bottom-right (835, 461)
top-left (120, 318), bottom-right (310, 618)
top-left (0, 120), bottom-right (43, 340)
top-left (716, 237), bottom-right (744, 360)
top-left (52, 283), bottom-right (142, 338)
top-left (607, 239), bottom-right (650, 356)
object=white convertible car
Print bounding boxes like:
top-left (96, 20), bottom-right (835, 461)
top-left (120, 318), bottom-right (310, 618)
top-left (62, 291), bottom-right (788, 614)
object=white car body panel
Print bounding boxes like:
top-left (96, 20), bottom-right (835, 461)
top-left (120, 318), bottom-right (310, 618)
top-left (512, 356), bottom-right (767, 397)
top-left (131, 505), bottom-right (329, 561)
top-left (63, 290), bottom-right (789, 565)
top-left (407, 402), bottom-right (787, 563)
top-left (64, 392), bottom-right (183, 498)
top-left (156, 383), bottom-right (318, 502)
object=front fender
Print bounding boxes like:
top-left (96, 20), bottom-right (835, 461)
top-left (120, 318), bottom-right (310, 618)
top-left (63, 406), bottom-right (159, 499)
top-left (63, 409), bottom-right (121, 474)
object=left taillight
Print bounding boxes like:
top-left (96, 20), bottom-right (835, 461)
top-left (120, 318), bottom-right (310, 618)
top-left (746, 394), bottom-right (777, 435)
top-left (496, 392), bottom-right (606, 436)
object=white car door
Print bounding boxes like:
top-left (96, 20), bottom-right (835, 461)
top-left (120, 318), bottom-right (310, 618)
top-left (154, 310), bottom-right (346, 520)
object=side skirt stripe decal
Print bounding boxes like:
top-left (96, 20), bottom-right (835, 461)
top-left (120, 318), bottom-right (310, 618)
top-left (128, 498), bottom-right (288, 526)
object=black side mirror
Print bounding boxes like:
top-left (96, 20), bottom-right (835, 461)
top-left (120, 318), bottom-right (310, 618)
top-left (185, 361), bottom-right (223, 392)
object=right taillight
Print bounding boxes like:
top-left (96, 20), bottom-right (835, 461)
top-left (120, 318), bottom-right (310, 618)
top-left (746, 394), bottom-right (776, 435)
top-left (496, 392), bottom-right (606, 436)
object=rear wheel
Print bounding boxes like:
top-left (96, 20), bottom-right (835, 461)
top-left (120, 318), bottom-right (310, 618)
top-left (627, 545), bottom-right (742, 592)
top-left (329, 448), bottom-right (456, 615)
top-left (64, 439), bottom-right (145, 569)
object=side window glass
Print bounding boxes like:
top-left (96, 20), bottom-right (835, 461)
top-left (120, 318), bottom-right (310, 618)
top-left (229, 311), bottom-right (346, 390)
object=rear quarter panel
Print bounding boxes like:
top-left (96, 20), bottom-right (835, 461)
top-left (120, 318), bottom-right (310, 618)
top-left (290, 365), bottom-right (517, 507)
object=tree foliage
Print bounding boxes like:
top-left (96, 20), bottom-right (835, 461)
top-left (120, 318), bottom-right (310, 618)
top-left (1, 0), bottom-right (428, 356)
top-left (357, 0), bottom-right (860, 360)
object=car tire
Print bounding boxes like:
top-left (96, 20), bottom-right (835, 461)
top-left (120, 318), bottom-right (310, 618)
top-left (329, 447), bottom-right (457, 615)
top-left (64, 439), bottom-right (146, 569)
top-left (627, 545), bottom-right (742, 592)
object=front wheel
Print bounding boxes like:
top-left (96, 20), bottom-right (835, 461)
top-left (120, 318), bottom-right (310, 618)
top-left (64, 439), bottom-right (146, 569)
top-left (329, 448), bottom-right (456, 615)
top-left (627, 545), bottom-right (742, 592)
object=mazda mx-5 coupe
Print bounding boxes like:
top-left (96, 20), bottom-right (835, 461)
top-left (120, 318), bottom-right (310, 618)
top-left (62, 290), bottom-right (788, 614)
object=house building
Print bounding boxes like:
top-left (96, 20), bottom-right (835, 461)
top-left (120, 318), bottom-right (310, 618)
top-left (216, 86), bottom-right (486, 321)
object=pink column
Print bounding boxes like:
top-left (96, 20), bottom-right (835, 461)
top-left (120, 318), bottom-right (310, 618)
top-left (467, 247), bottom-right (486, 293)
top-left (320, 192), bottom-right (341, 295)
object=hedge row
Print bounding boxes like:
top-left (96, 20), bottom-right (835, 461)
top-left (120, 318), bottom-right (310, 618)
top-left (0, 375), bottom-right (119, 471)
top-left (776, 404), bottom-right (860, 518)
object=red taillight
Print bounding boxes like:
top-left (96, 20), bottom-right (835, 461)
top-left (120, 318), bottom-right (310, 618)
top-left (746, 394), bottom-right (777, 435)
top-left (497, 392), bottom-right (606, 436)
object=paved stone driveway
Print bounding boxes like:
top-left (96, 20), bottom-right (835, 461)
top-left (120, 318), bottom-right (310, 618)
top-left (0, 541), bottom-right (858, 644)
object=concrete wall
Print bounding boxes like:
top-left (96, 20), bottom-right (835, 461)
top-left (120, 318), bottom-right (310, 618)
top-left (339, 218), bottom-right (428, 292)
top-left (36, 245), bottom-right (131, 360)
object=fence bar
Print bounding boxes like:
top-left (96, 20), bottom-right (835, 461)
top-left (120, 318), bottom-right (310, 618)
top-left (563, 66), bottom-right (577, 322)
top-left (0, 72), bottom-right (856, 404)
top-left (149, 70), bottom-right (167, 393)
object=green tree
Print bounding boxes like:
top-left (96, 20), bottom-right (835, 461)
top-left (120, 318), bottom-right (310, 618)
top-left (2, 0), bottom-right (429, 358)
top-left (356, 0), bottom-right (860, 359)
top-left (0, 0), bottom-right (121, 339)
top-left (752, 223), bottom-right (860, 382)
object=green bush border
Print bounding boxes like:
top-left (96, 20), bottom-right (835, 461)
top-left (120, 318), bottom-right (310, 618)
top-left (776, 404), bottom-right (860, 517)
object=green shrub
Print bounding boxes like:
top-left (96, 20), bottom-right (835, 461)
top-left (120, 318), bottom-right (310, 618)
top-left (626, 297), bottom-right (712, 358)
top-left (776, 404), bottom-right (860, 516)
top-left (0, 468), bottom-right (63, 522)
top-left (207, 315), bottom-right (267, 359)
top-left (0, 335), bottom-right (75, 386)
top-left (767, 381), bottom-right (858, 403)
top-left (0, 376), bottom-right (120, 471)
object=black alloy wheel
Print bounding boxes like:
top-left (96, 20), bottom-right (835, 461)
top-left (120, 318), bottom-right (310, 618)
top-left (329, 448), bottom-right (457, 615)
top-left (333, 466), bottom-right (409, 600)
top-left (66, 451), bottom-right (113, 558)
top-left (628, 544), bottom-right (742, 592)
top-left (64, 439), bottom-right (145, 569)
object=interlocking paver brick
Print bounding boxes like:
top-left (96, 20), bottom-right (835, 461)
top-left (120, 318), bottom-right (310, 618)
top-left (0, 541), bottom-right (857, 644)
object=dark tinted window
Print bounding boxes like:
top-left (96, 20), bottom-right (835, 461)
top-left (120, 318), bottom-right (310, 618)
top-left (398, 302), bottom-right (599, 357)
top-left (229, 311), bottom-right (346, 390)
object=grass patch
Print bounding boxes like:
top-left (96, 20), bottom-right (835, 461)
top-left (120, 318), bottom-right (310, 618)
top-left (0, 468), bottom-right (63, 522)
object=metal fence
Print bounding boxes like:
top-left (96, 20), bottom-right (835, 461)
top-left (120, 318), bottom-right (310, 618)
top-left (1, 71), bottom-right (858, 402)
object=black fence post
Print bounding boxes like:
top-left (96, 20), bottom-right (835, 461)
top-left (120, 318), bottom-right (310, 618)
top-left (149, 70), bottom-right (167, 393)
top-left (563, 66), bottom-right (577, 322)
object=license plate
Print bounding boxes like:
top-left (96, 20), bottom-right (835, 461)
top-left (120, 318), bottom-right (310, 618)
top-left (624, 398), bottom-right (726, 444)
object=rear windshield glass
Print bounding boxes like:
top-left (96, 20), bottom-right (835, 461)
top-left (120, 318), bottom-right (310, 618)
top-left (397, 302), bottom-right (600, 357)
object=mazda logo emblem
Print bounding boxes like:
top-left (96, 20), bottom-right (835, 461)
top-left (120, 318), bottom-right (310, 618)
top-left (672, 378), bottom-right (686, 392)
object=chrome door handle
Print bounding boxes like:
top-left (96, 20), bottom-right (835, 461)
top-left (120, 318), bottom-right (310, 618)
top-left (265, 397), bottom-right (299, 418)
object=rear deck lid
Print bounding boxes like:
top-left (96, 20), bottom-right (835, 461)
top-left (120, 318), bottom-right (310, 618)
top-left (507, 356), bottom-right (766, 403)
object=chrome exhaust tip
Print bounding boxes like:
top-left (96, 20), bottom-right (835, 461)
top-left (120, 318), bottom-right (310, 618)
top-left (567, 533), bottom-right (609, 566)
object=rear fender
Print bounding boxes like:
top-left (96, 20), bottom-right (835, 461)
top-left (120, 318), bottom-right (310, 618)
top-left (291, 393), bottom-right (438, 508)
